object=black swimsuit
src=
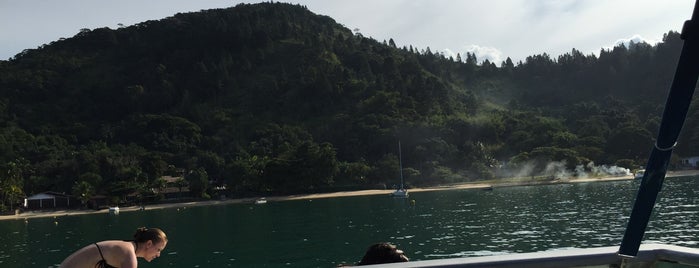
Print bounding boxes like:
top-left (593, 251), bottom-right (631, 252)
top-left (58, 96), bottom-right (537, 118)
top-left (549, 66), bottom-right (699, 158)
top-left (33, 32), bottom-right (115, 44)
top-left (94, 243), bottom-right (117, 268)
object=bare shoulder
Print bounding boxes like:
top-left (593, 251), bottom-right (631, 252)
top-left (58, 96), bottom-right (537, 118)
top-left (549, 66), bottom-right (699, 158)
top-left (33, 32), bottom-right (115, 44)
top-left (99, 240), bottom-right (136, 255)
top-left (96, 241), bottom-right (137, 266)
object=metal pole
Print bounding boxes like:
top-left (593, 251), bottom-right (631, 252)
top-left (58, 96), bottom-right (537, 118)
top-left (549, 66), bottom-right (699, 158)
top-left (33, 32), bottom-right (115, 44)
top-left (618, 0), bottom-right (699, 257)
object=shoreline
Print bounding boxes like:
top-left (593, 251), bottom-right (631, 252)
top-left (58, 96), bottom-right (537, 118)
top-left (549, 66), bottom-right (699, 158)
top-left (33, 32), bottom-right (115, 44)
top-left (3, 170), bottom-right (698, 221)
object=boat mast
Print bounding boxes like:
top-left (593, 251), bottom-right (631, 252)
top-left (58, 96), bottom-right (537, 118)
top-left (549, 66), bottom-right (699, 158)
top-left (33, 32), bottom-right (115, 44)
top-left (398, 140), bottom-right (404, 189)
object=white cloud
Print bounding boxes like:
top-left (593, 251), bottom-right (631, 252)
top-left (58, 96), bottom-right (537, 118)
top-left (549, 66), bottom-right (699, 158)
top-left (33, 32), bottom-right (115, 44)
top-left (442, 45), bottom-right (504, 65)
top-left (442, 48), bottom-right (458, 60)
top-left (465, 45), bottom-right (504, 65)
top-left (611, 34), bottom-right (659, 48)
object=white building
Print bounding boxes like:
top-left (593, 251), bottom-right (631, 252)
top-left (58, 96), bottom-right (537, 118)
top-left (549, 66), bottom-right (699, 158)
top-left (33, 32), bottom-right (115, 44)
top-left (681, 156), bottom-right (699, 168)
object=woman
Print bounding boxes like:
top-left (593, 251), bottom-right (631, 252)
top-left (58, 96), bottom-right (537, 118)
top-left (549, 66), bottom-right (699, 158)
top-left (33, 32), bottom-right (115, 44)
top-left (60, 227), bottom-right (168, 268)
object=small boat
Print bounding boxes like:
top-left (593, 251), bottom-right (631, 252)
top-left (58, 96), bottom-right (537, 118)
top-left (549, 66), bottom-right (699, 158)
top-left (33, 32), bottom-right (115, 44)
top-left (391, 188), bottom-right (408, 198)
top-left (391, 141), bottom-right (408, 198)
top-left (254, 198), bottom-right (267, 204)
top-left (634, 169), bottom-right (645, 179)
top-left (108, 206), bottom-right (119, 215)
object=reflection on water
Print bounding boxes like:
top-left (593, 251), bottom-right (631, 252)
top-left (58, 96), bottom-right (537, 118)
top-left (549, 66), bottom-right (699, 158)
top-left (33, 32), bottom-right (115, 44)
top-left (2, 176), bottom-right (699, 267)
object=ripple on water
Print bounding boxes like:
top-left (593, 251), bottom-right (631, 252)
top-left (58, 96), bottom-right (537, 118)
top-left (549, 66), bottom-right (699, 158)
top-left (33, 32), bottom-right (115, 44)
top-left (431, 236), bottom-right (456, 241)
top-left (569, 229), bottom-right (596, 234)
top-left (449, 209), bottom-right (474, 213)
top-left (508, 230), bottom-right (540, 235)
top-left (425, 249), bottom-right (512, 258)
top-left (543, 218), bottom-right (567, 222)
top-left (675, 241), bottom-right (699, 246)
top-left (658, 211), bottom-right (697, 217)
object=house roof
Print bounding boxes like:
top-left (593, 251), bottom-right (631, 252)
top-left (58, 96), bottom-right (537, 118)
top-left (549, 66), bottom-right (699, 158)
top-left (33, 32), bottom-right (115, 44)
top-left (25, 191), bottom-right (69, 200)
top-left (161, 176), bottom-right (184, 183)
top-left (155, 186), bottom-right (189, 194)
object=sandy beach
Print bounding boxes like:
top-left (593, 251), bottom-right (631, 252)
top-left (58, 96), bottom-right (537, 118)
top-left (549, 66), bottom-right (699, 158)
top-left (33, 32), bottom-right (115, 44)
top-left (3, 170), bottom-right (698, 221)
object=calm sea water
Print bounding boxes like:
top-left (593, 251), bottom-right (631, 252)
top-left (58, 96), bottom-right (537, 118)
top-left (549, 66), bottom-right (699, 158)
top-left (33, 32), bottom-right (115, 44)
top-left (2, 176), bottom-right (699, 267)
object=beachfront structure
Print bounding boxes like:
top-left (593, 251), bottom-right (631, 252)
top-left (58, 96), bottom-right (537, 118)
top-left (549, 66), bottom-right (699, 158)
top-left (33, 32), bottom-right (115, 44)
top-left (681, 156), bottom-right (699, 168)
top-left (24, 192), bottom-right (78, 210)
top-left (157, 175), bottom-right (191, 199)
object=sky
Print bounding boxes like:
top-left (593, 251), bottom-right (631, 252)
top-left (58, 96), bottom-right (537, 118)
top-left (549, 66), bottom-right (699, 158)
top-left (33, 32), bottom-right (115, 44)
top-left (0, 0), bottom-right (695, 64)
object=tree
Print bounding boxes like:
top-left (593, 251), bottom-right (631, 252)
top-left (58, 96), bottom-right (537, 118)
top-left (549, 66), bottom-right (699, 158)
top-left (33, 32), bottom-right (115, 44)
top-left (294, 141), bottom-right (339, 188)
top-left (149, 177), bottom-right (167, 200)
top-left (337, 160), bottom-right (371, 184)
top-left (606, 125), bottom-right (653, 161)
top-left (0, 160), bottom-right (27, 212)
top-left (502, 57), bottom-right (514, 69)
top-left (174, 177), bottom-right (189, 198)
top-left (186, 168), bottom-right (210, 199)
top-left (72, 181), bottom-right (94, 208)
top-left (465, 52), bottom-right (477, 65)
top-left (369, 154), bottom-right (399, 186)
top-left (388, 38), bottom-right (397, 48)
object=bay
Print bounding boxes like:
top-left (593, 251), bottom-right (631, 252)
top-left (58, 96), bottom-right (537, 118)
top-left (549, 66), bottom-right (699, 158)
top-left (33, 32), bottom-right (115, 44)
top-left (3, 176), bottom-right (699, 267)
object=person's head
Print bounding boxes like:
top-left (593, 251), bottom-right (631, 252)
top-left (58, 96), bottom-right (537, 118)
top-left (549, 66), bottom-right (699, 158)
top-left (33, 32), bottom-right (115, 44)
top-left (357, 242), bottom-right (409, 265)
top-left (133, 227), bottom-right (168, 262)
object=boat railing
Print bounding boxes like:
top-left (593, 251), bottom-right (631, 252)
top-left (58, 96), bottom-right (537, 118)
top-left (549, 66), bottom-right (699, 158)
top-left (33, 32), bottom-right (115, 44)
top-left (360, 244), bottom-right (699, 267)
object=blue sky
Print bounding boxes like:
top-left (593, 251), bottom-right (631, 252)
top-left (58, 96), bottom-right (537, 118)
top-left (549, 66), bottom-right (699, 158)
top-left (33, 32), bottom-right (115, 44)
top-left (0, 0), bottom-right (694, 64)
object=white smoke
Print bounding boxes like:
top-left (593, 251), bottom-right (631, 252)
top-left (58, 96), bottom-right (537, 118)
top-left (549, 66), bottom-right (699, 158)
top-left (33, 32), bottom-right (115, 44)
top-left (570, 161), bottom-right (631, 179)
top-left (513, 161), bottom-right (536, 179)
top-left (583, 161), bottom-right (632, 177)
top-left (543, 161), bottom-right (572, 180)
top-left (497, 160), bottom-right (631, 180)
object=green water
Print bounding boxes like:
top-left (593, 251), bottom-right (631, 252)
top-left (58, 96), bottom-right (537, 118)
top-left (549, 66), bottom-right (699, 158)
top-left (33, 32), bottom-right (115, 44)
top-left (3, 176), bottom-right (699, 267)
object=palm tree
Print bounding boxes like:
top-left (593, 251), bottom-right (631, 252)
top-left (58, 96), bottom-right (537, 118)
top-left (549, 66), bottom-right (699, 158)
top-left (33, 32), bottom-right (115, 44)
top-left (72, 181), bottom-right (94, 208)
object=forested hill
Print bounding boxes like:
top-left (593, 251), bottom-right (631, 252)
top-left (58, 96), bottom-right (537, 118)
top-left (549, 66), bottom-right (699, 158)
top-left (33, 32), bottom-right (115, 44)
top-left (0, 2), bottom-right (696, 208)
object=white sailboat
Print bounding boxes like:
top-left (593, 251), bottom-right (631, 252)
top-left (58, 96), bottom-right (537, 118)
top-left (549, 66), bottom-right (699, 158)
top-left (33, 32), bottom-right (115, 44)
top-left (391, 141), bottom-right (408, 198)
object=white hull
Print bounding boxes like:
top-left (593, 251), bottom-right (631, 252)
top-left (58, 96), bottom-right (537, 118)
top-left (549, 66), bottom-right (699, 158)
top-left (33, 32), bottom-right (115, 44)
top-left (634, 169), bottom-right (645, 179)
top-left (391, 189), bottom-right (408, 198)
top-left (108, 206), bottom-right (119, 215)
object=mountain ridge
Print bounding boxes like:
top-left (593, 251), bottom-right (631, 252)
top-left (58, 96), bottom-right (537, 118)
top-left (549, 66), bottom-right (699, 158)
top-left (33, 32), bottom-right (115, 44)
top-left (0, 2), bottom-right (693, 209)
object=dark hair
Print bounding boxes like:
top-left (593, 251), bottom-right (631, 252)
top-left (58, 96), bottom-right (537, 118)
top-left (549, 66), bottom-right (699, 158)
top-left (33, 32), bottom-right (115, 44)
top-left (133, 227), bottom-right (167, 244)
top-left (357, 242), bottom-right (408, 265)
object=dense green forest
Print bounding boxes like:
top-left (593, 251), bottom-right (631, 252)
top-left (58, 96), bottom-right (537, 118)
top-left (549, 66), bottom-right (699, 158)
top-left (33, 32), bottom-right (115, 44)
top-left (0, 3), bottom-right (697, 211)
